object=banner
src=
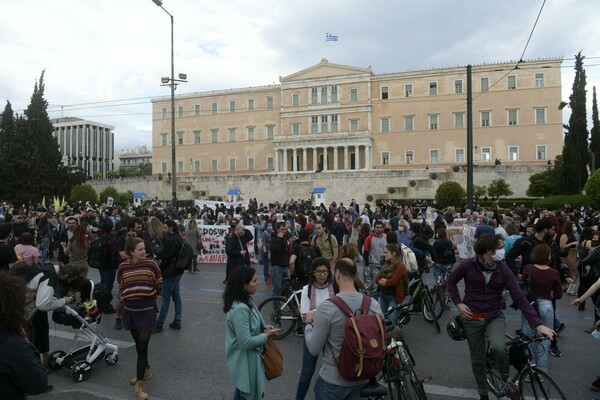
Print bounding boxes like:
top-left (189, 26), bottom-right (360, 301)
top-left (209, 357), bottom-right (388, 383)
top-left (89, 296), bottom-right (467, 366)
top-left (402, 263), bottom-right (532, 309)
top-left (197, 224), bottom-right (255, 264)
top-left (458, 225), bottom-right (476, 260)
top-left (194, 199), bottom-right (250, 211)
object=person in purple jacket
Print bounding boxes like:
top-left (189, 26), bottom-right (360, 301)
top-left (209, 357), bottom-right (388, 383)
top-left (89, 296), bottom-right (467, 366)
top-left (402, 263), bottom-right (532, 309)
top-left (447, 233), bottom-right (555, 400)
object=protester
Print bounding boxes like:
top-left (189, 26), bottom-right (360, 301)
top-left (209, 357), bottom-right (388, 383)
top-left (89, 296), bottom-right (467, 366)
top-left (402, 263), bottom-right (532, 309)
top-left (14, 232), bottom-right (40, 265)
top-left (375, 244), bottom-right (407, 325)
top-left (185, 218), bottom-right (203, 273)
top-left (224, 223), bottom-right (253, 284)
top-left (61, 224), bottom-right (91, 279)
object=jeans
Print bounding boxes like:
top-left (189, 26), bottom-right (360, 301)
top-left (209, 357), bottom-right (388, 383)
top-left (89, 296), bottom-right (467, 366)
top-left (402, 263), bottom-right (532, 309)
top-left (378, 293), bottom-right (399, 325)
top-left (40, 237), bottom-right (51, 263)
top-left (233, 388), bottom-right (247, 400)
top-left (462, 316), bottom-right (508, 395)
top-left (157, 274), bottom-right (182, 326)
top-left (99, 269), bottom-right (117, 306)
top-left (521, 298), bottom-right (553, 373)
top-left (365, 265), bottom-right (380, 287)
top-left (433, 263), bottom-right (452, 284)
top-left (261, 250), bottom-right (269, 283)
top-left (271, 265), bottom-right (289, 297)
top-left (295, 339), bottom-right (319, 400)
top-left (314, 376), bottom-right (366, 400)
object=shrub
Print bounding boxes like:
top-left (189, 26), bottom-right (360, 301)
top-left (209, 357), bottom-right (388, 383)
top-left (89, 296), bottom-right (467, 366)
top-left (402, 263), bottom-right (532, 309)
top-left (99, 186), bottom-right (119, 204)
top-left (70, 184), bottom-right (98, 205)
top-left (435, 181), bottom-right (466, 208)
top-left (584, 169), bottom-right (600, 204)
top-left (532, 195), bottom-right (598, 210)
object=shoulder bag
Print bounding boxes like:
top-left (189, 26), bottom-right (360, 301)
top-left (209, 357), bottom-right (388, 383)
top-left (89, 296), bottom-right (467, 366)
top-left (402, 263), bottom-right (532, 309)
top-left (261, 336), bottom-right (283, 381)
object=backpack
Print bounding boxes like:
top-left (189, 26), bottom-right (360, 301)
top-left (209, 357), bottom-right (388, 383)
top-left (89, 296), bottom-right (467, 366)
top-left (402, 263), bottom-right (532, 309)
top-left (151, 237), bottom-right (164, 259)
top-left (175, 240), bottom-right (194, 271)
top-left (400, 244), bottom-right (419, 273)
top-left (295, 244), bottom-right (318, 280)
top-left (88, 236), bottom-right (109, 269)
top-left (420, 223), bottom-right (434, 241)
top-left (328, 295), bottom-right (386, 381)
top-left (441, 243), bottom-right (456, 265)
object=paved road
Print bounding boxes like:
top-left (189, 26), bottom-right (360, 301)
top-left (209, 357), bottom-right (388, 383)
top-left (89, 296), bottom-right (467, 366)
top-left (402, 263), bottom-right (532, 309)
top-left (33, 262), bottom-right (597, 400)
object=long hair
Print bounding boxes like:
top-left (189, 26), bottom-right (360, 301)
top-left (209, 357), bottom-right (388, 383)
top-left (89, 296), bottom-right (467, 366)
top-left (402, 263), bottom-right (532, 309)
top-left (147, 217), bottom-right (163, 240)
top-left (222, 266), bottom-right (256, 313)
top-left (72, 224), bottom-right (88, 246)
top-left (187, 218), bottom-right (197, 230)
top-left (359, 223), bottom-right (371, 239)
top-left (37, 215), bottom-right (49, 231)
top-left (436, 228), bottom-right (450, 243)
top-left (384, 243), bottom-right (402, 265)
top-left (339, 243), bottom-right (360, 261)
top-left (0, 273), bottom-right (28, 336)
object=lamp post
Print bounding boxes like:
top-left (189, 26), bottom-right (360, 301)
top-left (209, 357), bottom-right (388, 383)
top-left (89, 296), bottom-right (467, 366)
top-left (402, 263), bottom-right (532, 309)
top-left (151, 0), bottom-right (187, 210)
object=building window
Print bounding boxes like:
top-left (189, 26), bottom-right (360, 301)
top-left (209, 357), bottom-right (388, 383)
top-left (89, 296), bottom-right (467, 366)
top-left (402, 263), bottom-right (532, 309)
top-left (211, 129), bottom-right (218, 143)
top-left (160, 133), bottom-right (167, 146)
top-left (331, 86), bottom-right (338, 103)
top-left (177, 131), bottom-right (184, 144)
top-left (292, 93), bottom-right (299, 107)
top-left (267, 157), bottom-right (274, 170)
top-left (480, 111), bottom-right (491, 127)
top-left (507, 109), bottom-right (518, 125)
top-left (508, 75), bottom-right (517, 89)
top-left (248, 158), bottom-right (255, 170)
top-left (193, 130), bottom-right (201, 144)
top-left (535, 73), bottom-right (544, 88)
top-left (508, 146), bottom-right (519, 161)
top-left (161, 161), bottom-right (167, 173)
top-left (404, 115), bottom-right (414, 131)
top-left (177, 105), bottom-right (184, 118)
top-left (247, 127), bottom-right (255, 141)
top-left (481, 77), bottom-right (489, 92)
top-left (429, 149), bottom-right (439, 164)
top-left (429, 82), bottom-right (438, 96)
top-left (229, 128), bottom-right (236, 142)
top-left (177, 161), bottom-right (183, 172)
top-left (536, 145), bottom-right (547, 160)
top-left (331, 115), bottom-right (338, 132)
top-left (292, 123), bottom-right (300, 135)
top-left (405, 150), bottom-right (414, 165)
top-left (481, 147), bottom-right (491, 162)
top-left (194, 160), bottom-right (201, 171)
top-left (454, 113), bottom-right (464, 129)
top-left (229, 101), bottom-right (236, 112)
top-left (321, 115), bottom-right (328, 133)
top-left (211, 159), bottom-right (218, 171)
top-left (455, 79), bottom-right (463, 94)
top-left (404, 84), bottom-right (413, 97)
top-left (266, 125), bottom-right (274, 139)
top-left (350, 119), bottom-right (359, 132)
top-left (311, 88), bottom-right (318, 104)
top-left (266, 96), bottom-right (274, 109)
top-left (321, 86), bottom-right (327, 104)
top-left (247, 98), bottom-right (254, 111)
top-left (381, 117), bottom-right (390, 133)
top-left (350, 88), bottom-right (358, 102)
top-left (211, 102), bottom-right (218, 114)
top-left (429, 114), bottom-right (439, 130)
top-left (381, 151), bottom-right (390, 165)
top-left (311, 116), bottom-right (318, 134)
top-left (381, 86), bottom-right (389, 100)
top-left (161, 107), bottom-right (167, 119)
top-left (194, 104), bottom-right (201, 116)
top-left (535, 108), bottom-right (546, 124)
top-left (229, 159), bottom-right (236, 171)
top-left (455, 148), bottom-right (465, 163)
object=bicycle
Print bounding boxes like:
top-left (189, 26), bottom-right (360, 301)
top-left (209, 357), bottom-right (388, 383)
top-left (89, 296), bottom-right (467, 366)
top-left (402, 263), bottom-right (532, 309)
top-left (257, 283), bottom-right (303, 340)
top-left (429, 263), bottom-right (454, 319)
top-left (486, 332), bottom-right (566, 400)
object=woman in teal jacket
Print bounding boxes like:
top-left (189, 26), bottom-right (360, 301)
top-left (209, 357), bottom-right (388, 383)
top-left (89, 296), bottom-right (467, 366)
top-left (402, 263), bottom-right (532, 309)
top-left (223, 266), bottom-right (279, 400)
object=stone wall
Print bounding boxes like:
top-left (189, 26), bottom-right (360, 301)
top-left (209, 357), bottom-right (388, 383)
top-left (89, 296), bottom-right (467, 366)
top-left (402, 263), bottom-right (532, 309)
top-left (89, 165), bottom-right (548, 204)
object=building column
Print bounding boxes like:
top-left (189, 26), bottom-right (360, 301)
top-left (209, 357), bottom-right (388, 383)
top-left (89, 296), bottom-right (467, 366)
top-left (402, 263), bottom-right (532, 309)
top-left (333, 146), bottom-right (338, 171)
top-left (282, 148), bottom-right (288, 172)
top-left (293, 148), bottom-right (298, 172)
top-left (323, 147), bottom-right (328, 171)
top-left (274, 149), bottom-right (279, 172)
top-left (344, 146), bottom-right (349, 170)
top-left (313, 148), bottom-right (318, 171)
top-left (365, 145), bottom-right (371, 170)
top-left (355, 145), bottom-right (361, 170)
top-left (302, 147), bottom-right (308, 171)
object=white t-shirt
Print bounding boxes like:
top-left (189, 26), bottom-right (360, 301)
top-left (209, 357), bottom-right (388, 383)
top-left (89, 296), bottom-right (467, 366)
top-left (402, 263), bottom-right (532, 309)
top-left (300, 284), bottom-right (333, 315)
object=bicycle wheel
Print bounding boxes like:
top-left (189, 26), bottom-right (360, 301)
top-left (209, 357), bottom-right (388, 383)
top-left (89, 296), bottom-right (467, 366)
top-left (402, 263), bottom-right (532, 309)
top-left (277, 281), bottom-right (294, 298)
top-left (398, 369), bottom-right (427, 400)
top-left (384, 357), bottom-right (401, 400)
top-left (425, 287), bottom-right (445, 320)
top-left (519, 367), bottom-right (566, 400)
top-left (257, 296), bottom-right (298, 339)
top-left (485, 348), bottom-right (503, 397)
top-left (421, 292), bottom-right (441, 332)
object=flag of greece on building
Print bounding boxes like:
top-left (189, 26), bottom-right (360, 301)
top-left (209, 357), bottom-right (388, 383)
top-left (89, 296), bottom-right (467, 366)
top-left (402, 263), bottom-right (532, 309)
top-left (325, 33), bottom-right (338, 41)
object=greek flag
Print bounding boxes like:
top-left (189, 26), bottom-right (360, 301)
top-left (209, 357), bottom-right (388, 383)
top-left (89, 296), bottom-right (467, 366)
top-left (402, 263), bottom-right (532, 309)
top-left (326, 33), bottom-right (338, 42)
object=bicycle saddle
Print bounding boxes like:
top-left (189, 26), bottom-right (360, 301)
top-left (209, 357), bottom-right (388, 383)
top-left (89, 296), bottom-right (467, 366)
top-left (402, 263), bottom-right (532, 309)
top-left (359, 377), bottom-right (387, 397)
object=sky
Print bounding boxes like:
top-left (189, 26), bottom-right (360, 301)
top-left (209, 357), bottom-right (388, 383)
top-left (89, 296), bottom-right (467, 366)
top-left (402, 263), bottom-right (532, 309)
top-left (1, 0), bottom-right (599, 152)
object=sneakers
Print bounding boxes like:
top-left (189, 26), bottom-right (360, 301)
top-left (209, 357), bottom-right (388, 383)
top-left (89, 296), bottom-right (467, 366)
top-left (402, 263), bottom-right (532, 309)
top-left (169, 322), bottom-right (181, 330)
top-left (130, 367), bottom-right (152, 385)
top-left (503, 380), bottom-right (522, 400)
top-left (555, 322), bottom-right (566, 336)
top-left (152, 325), bottom-right (163, 334)
top-left (549, 344), bottom-right (562, 357)
top-left (590, 376), bottom-right (600, 391)
top-left (114, 317), bottom-right (122, 330)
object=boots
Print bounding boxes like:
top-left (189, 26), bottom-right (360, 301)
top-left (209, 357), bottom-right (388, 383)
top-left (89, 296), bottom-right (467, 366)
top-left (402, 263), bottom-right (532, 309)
top-left (134, 380), bottom-right (149, 400)
top-left (130, 367), bottom-right (152, 385)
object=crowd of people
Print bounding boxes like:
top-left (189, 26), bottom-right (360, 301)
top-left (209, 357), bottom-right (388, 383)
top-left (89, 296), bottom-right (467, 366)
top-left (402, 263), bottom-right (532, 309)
top-left (1, 197), bottom-right (600, 399)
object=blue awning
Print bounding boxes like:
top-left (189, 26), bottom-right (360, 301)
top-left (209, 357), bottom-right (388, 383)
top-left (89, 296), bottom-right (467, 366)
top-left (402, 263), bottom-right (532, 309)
top-left (312, 187), bottom-right (326, 194)
top-left (227, 189), bottom-right (241, 195)
top-left (133, 192), bottom-right (147, 199)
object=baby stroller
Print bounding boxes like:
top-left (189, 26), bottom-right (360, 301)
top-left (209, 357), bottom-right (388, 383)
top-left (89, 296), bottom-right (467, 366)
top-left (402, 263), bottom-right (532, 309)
top-left (48, 280), bottom-right (119, 382)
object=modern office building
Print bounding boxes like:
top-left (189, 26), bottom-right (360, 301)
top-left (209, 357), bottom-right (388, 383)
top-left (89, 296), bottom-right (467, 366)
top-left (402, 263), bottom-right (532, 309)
top-left (115, 145), bottom-right (152, 171)
top-left (52, 117), bottom-right (115, 179)
top-left (150, 57), bottom-right (563, 176)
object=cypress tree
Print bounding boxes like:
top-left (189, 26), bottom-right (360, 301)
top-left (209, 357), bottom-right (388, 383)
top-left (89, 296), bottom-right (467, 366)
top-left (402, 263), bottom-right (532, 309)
top-left (590, 86), bottom-right (600, 173)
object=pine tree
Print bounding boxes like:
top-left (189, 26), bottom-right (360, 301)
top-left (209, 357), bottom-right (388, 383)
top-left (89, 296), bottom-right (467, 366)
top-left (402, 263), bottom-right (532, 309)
top-left (560, 52), bottom-right (589, 194)
top-left (0, 102), bottom-right (19, 201)
top-left (590, 86), bottom-right (600, 173)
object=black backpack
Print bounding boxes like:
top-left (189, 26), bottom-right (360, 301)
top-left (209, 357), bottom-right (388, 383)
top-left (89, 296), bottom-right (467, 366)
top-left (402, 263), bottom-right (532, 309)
top-left (175, 240), bottom-right (194, 271)
top-left (295, 244), bottom-right (318, 280)
top-left (88, 236), bottom-right (108, 269)
top-left (151, 237), bottom-right (164, 259)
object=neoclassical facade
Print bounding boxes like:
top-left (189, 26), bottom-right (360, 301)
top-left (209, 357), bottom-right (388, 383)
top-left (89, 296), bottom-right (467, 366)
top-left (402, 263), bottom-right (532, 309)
top-left (150, 58), bottom-right (563, 177)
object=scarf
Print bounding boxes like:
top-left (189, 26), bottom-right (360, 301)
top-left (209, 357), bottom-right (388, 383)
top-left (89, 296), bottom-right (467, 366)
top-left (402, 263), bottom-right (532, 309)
top-left (379, 259), bottom-right (400, 280)
top-left (309, 282), bottom-right (334, 310)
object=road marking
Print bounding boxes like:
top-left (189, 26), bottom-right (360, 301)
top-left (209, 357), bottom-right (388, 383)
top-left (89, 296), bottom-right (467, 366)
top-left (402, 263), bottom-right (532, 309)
top-left (424, 383), bottom-right (480, 399)
top-left (49, 329), bottom-right (135, 349)
top-left (191, 316), bottom-right (213, 327)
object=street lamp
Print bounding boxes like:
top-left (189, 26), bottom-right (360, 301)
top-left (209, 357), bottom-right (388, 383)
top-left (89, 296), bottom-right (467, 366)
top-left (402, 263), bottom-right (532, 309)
top-left (151, 0), bottom-right (187, 210)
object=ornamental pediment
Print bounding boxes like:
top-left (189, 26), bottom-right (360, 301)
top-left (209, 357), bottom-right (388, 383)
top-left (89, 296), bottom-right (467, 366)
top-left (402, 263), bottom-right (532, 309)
top-left (280, 59), bottom-right (372, 83)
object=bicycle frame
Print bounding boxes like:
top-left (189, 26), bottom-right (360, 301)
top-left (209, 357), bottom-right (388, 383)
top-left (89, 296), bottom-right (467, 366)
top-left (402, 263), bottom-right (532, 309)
top-left (276, 289), bottom-right (302, 321)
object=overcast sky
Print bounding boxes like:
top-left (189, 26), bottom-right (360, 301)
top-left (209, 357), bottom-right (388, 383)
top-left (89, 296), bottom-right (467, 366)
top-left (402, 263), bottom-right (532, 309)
top-left (1, 0), bottom-right (599, 151)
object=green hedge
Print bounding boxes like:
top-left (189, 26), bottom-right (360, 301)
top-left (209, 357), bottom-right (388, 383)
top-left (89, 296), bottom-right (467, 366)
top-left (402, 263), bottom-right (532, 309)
top-left (532, 195), bottom-right (598, 210)
top-left (477, 198), bottom-right (539, 209)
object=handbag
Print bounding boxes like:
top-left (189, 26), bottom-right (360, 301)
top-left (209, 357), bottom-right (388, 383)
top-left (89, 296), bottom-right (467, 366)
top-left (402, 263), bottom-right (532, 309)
top-left (582, 261), bottom-right (600, 281)
top-left (261, 336), bottom-right (283, 381)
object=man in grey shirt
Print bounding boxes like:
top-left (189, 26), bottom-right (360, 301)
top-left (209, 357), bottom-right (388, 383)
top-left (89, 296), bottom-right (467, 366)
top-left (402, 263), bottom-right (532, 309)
top-left (304, 258), bottom-right (382, 399)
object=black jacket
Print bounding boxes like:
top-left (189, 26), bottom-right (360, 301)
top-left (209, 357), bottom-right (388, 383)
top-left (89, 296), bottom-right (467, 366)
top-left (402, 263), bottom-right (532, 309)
top-left (506, 233), bottom-right (565, 279)
top-left (269, 235), bottom-right (289, 266)
top-left (159, 233), bottom-right (184, 278)
top-left (0, 331), bottom-right (48, 400)
top-left (226, 230), bottom-right (253, 268)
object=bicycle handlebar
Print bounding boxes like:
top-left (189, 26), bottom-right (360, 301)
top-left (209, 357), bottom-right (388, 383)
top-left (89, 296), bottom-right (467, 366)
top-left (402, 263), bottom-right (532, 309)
top-left (505, 332), bottom-right (550, 346)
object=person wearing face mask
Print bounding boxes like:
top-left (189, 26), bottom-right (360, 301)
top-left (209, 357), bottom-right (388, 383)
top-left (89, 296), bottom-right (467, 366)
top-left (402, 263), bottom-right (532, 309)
top-left (447, 233), bottom-right (556, 400)
top-left (396, 219), bottom-right (413, 246)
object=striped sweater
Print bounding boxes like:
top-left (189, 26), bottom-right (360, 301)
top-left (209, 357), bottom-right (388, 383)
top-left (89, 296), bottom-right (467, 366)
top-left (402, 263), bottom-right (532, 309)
top-left (117, 259), bottom-right (163, 301)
